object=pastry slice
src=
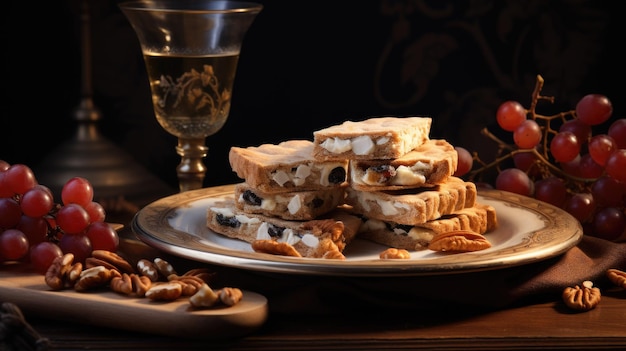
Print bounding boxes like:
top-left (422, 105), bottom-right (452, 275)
top-left (350, 139), bottom-right (458, 191)
top-left (229, 140), bottom-right (348, 193)
top-left (357, 203), bottom-right (498, 251)
top-left (234, 182), bottom-right (346, 221)
top-left (344, 176), bottom-right (477, 225)
top-left (207, 199), bottom-right (361, 259)
top-left (312, 116), bottom-right (432, 161)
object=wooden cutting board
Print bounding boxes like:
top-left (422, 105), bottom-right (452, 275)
top-left (0, 257), bottom-right (268, 339)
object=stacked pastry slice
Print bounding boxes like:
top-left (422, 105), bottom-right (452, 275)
top-left (312, 116), bottom-right (498, 251)
top-left (208, 116), bottom-right (498, 258)
top-left (206, 140), bottom-right (360, 259)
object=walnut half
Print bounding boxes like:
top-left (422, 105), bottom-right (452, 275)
top-left (428, 230), bottom-right (491, 252)
top-left (251, 239), bottom-right (301, 257)
top-left (45, 253), bottom-right (82, 290)
top-left (379, 248), bottom-right (411, 259)
top-left (562, 280), bottom-right (601, 311)
top-left (110, 273), bottom-right (152, 297)
top-left (606, 268), bottom-right (626, 289)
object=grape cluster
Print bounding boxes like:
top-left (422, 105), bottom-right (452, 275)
top-left (454, 75), bottom-right (626, 242)
top-left (0, 160), bottom-right (119, 273)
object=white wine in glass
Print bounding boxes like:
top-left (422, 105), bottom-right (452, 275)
top-left (144, 54), bottom-right (238, 139)
top-left (120, 0), bottom-right (262, 192)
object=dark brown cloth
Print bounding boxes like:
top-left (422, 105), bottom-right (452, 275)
top-left (203, 236), bottom-right (626, 315)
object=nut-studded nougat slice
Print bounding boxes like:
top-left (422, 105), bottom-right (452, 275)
top-left (356, 202), bottom-right (498, 251)
top-left (229, 140), bottom-right (348, 193)
top-left (350, 139), bottom-right (458, 191)
top-left (344, 176), bottom-right (477, 225)
top-left (312, 116), bottom-right (432, 161)
top-left (234, 182), bottom-right (346, 221)
top-left (207, 199), bottom-right (361, 259)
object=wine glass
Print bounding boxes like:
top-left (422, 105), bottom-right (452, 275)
top-left (119, 0), bottom-right (262, 192)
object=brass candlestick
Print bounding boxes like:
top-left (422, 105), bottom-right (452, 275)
top-left (36, 0), bottom-right (173, 207)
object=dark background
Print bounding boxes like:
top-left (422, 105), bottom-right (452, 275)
top-left (4, 0), bottom-right (625, 197)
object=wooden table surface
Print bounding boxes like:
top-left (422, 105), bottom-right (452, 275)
top-left (13, 234), bottom-right (626, 351)
top-left (5, 197), bottom-right (626, 351)
top-left (22, 289), bottom-right (626, 350)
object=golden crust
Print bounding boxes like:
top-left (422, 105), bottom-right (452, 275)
top-left (229, 140), bottom-right (348, 193)
top-left (206, 199), bottom-right (360, 258)
top-left (357, 202), bottom-right (498, 251)
top-left (345, 176), bottom-right (477, 225)
top-left (312, 117), bottom-right (432, 160)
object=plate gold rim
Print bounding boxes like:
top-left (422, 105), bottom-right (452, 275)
top-left (131, 184), bottom-right (583, 277)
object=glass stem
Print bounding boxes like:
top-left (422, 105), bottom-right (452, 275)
top-left (175, 138), bottom-right (208, 192)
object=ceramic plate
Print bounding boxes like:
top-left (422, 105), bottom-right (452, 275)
top-left (131, 184), bottom-right (583, 277)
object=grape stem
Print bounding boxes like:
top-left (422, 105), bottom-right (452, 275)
top-left (467, 74), bottom-right (594, 192)
top-left (527, 74), bottom-right (577, 160)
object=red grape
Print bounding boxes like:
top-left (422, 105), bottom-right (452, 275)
top-left (588, 134), bottom-right (617, 166)
top-left (0, 161), bottom-right (116, 275)
top-left (61, 176), bottom-right (94, 207)
top-left (605, 149), bottom-right (626, 183)
top-left (534, 177), bottom-right (567, 207)
top-left (560, 154), bottom-right (582, 177)
top-left (85, 201), bottom-right (107, 223)
top-left (513, 151), bottom-right (540, 177)
top-left (454, 146), bottom-right (473, 177)
top-left (0, 171), bottom-right (12, 198)
top-left (564, 193), bottom-right (595, 223)
top-left (495, 168), bottom-right (533, 196)
top-left (550, 131), bottom-right (580, 163)
top-left (608, 119), bottom-right (626, 149)
top-left (0, 197), bottom-right (22, 228)
top-left (29, 241), bottom-right (63, 274)
top-left (16, 215), bottom-right (48, 246)
top-left (578, 154), bottom-right (604, 179)
top-left (59, 233), bottom-right (93, 264)
top-left (5, 164), bottom-right (37, 195)
top-left (592, 207), bottom-right (625, 241)
top-left (497, 101), bottom-right (527, 131)
top-left (0, 229), bottom-right (29, 261)
top-left (56, 203), bottom-right (91, 234)
top-left (591, 175), bottom-right (624, 207)
top-left (576, 94), bottom-right (613, 126)
top-left (559, 119), bottom-right (591, 146)
top-left (479, 76), bottom-right (624, 242)
top-left (85, 222), bottom-right (119, 252)
top-left (513, 119), bottom-right (542, 149)
top-left (20, 185), bottom-right (54, 218)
